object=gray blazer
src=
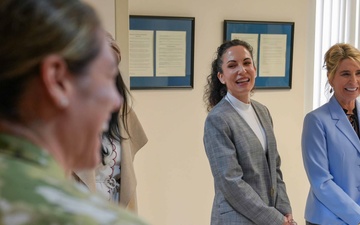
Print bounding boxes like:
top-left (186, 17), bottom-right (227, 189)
top-left (203, 98), bottom-right (291, 225)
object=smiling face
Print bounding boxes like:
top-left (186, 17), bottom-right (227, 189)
top-left (329, 58), bottom-right (360, 107)
top-left (217, 45), bottom-right (256, 103)
top-left (65, 32), bottom-right (122, 170)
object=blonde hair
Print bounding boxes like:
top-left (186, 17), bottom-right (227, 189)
top-left (324, 43), bottom-right (360, 82)
top-left (106, 32), bottom-right (121, 65)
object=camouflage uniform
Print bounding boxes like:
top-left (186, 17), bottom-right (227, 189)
top-left (0, 134), bottom-right (149, 225)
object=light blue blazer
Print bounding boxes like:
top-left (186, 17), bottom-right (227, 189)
top-left (302, 96), bottom-right (360, 225)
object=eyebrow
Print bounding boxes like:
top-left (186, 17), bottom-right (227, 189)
top-left (226, 57), bottom-right (251, 64)
top-left (339, 69), bottom-right (360, 74)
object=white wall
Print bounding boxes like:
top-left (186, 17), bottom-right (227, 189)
top-left (87, 0), bottom-right (314, 224)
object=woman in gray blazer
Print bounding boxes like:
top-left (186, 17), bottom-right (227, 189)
top-left (302, 43), bottom-right (360, 225)
top-left (203, 39), bottom-right (295, 225)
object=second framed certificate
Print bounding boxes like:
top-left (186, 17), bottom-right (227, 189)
top-left (224, 20), bottom-right (294, 89)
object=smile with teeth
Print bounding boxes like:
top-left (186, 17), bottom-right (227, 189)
top-left (236, 78), bottom-right (250, 84)
top-left (345, 87), bottom-right (358, 91)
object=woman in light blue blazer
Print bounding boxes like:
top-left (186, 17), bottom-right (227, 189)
top-left (302, 43), bottom-right (360, 225)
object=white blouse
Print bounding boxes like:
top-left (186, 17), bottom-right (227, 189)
top-left (95, 136), bottom-right (121, 202)
top-left (225, 92), bottom-right (267, 151)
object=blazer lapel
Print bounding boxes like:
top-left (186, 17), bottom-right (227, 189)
top-left (251, 101), bottom-right (277, 204)
top-left (251, 101), bottom-right (276, 159)
top-left (223, 99), bottom-right (269, 170)
top-left (329, 96), bottom-right (360, 154)
top-left (224, 100), bottom-right (265, 151)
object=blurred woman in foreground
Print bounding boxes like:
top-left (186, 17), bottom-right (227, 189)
top-left (0, 0), bottom-right (148, 224)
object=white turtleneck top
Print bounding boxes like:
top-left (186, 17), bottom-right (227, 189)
top-left (225, 92), bottom-right (267, 151)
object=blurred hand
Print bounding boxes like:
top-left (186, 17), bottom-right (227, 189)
top-left (282, 216), bottom-right (289, 225)
top-left (285, 214), bottom-right (297, 225)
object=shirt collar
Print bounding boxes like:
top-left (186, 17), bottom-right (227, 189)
top-left (226, 92), bottom-right (251, 111)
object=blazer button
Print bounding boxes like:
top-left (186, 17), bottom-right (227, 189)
top-left (270, 188), bottom-right (275, 197)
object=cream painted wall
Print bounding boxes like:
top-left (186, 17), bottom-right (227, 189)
top-left (83, 0), bottom-right (115, 37)
top-left (83, 0), bottom-right (130, 86)
top-left (86, 0), bottom-right (314, 224)
top-left (129, 1), bottom-right (312, 225)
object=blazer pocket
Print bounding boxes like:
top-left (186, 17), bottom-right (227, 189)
top-left (219, 201), bottom-right (252, 225)
top-left (219, 200), bottom-right (235, 215)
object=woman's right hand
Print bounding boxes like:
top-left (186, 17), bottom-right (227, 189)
top-left (283, 216), bottom-right (297, 225)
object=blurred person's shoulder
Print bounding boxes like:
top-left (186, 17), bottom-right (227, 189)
top-left (0, 134), bottom-right (149, 225)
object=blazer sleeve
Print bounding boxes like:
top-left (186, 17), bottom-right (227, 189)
top-left (119, 107), bottom-right (148, 211)
top-left (120, 107), bottom-right (148, 157)
top-left (204, 113), bottom-right (284, 225)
